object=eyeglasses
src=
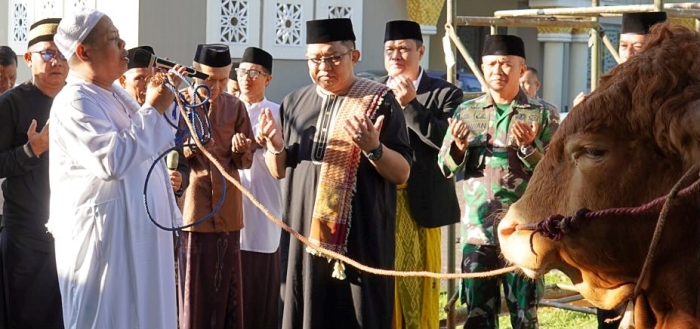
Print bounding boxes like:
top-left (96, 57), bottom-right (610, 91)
top-left (306, 49), bottom-right (354, 66)
top-left (31, 49), bottom-right (66, 62)
top-left (236, 68), bottom-right (269, 80)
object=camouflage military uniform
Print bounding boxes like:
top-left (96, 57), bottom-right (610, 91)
top-left (438, 90), bottom-right (559, 329)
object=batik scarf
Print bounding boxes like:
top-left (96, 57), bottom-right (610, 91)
top-left (307, 78), bottom-right (388, 279)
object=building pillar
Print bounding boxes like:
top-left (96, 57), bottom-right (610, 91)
top-left (420, 25), bottom-right (437, 69)
top-left (537, 27), bottom-right (572, 111)
top-left (567, 28), bottom-right (590, 113)
top-left (407, 0), bottom-right (445, 70)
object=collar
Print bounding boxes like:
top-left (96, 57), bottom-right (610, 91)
top-left (241, 97), bottom-right (268, 108)
top-left (414, 68), bottom-right (424, 89)
top-left (480, 89), bottom-right (533, 110)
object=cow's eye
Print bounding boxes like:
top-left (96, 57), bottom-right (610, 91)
top-left (585, 148), bottom-right (606, 158)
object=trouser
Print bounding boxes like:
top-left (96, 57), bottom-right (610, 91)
top-left (178, 231), bottom-right (244, 329)
top-left (0, 227), bottom-right (64, 328)
top-left (393, 190), bottom-right (441, 329)
top-left (241, 249), bottom-right (280, 329)
top-left (460, 244), bottom-right (543, 329)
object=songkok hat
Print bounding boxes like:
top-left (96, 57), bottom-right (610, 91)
top-left (55, 7), bottom-right (105, 60)
top-left (384, 20), bottom-right (423, 43)
top-left (240, 47), bottom-right (273, 73)
top-left (28, 18), bottom-right (61, 48)
top-left (482, 34), bottom-right (526, 59)
top-left (306, 18), bottom-right (356, 44)
top-left (621, 12), bottom-right (667, 34)
top-left (193, 44), bottom-right (231, 68)
top-left (229, 61), bottom-right (240, 79)
top-left (127, 46), bottom-right (154, 70)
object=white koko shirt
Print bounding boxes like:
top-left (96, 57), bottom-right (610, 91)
top-left (239, 97), bottom-right (282, 253)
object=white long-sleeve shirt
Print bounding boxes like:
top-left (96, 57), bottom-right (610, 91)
top-left (238, 98), bottom-right (282, 253)
top-left (47, 75), bottom-right (181, 329)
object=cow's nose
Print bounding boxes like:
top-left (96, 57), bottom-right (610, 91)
top-left (498, 217), bottom-right (517, 238)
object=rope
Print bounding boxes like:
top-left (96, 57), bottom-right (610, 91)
top-left (175, 93), bottom-right (516, 279)
top-left (516, 164), bottom-right (700, 239)
top-left (633, 163), bottom-right (700, 299)
top-left (515, 163), bottom-right (700, 308)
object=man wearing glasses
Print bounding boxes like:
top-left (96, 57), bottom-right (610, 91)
top-left (0, 18), bottom-right (67, 328)
top-left (235, 46), bottom-right (282, 329)
top-left (380, 20), bottom-right (462, 329)
top-left (258, 18), bottom-right (411, 328)
top-left (227, 61), bottom-right (241, 97)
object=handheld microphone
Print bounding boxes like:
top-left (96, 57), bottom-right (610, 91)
top-left (132, 49), bottom-right (210, 80)
top-left (166, 150), bottom-right (179, 171)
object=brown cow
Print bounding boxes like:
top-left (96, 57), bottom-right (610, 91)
top-left (497, 23), bottom-right (700, 329)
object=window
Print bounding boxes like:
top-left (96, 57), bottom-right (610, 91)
top-left (206, 0), bottom-right (261, 56)
top-left (7, 0), bottom-right (94, 53)
top-left (206, 0), bottom-right (363, 59)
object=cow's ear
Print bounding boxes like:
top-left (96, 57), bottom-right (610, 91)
top-left (659, 100), bottom-right (700, 169)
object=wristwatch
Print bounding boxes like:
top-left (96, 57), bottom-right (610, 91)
top-left (519, 144), bottom-right (535, 156)
top-left (23, 142), bottom-right (37, 158)
top-left (364, 144), bottom-right (383, 161)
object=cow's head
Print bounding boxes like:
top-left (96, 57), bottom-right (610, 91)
top-left (498, 23), bottom-right (700, 312)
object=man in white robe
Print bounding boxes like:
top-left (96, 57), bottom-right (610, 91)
top-left (47, 8), bottom-right (186, 329)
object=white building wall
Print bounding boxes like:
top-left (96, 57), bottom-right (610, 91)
top-left (8, 0), bottom-right (689, 103)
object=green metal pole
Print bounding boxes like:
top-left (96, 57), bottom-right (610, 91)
top-left (591, 0), bottom-right (601, 91)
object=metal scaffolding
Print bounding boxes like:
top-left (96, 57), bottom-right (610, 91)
top-left (445, 1), bottom-right (700, 94)
top-left (494, 2), bottom-right (700, 18)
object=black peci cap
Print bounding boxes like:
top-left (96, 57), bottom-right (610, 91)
top-left (306, 18), bottom-right (356, 44)
top-left (621, 12), bottom-right (668, 34)
top-left (482, 34), bottom-right (526, 59)
top-left (384, 20), bottom-right (423, 43)
top-left (193, 44), bottom-right (232, 67)
top-left (240, 47), bottom-right (273, 73)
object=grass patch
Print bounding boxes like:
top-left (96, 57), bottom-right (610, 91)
top-left (440, 270), bottom-right (598, 328)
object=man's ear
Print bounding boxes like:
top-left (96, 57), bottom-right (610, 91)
top-left (23, 52), bottom-right (33, 67)
top-left (351, 49), bottom-right (361, 64)
top-left (118, 75), bottom-right (126, 88)
top-left (74, 43), bottom-right (90, 62)
top-left (418, 44), bottom-right (426, 61)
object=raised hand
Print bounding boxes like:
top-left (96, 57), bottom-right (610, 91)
top-left (169, 170), bottom-right (182, 192)
top-left (388, 75), bottom-right (417, 108)
top-left (448, 117), bottom-right (469, 151)
top-left (257, 108), bottom-right (283, 151)
top-left (146, 64), bottom-right (188, 114)
top-left (573, 92), bottom-right (588, 107)
top-left (510, 121), bottom-right (541, 147)
top-left (344, 113), bottom-right (384, 152)
top-left (27, 119), bottom-right (49, 157)
top-left (232, 132), bottom-right (253, 154)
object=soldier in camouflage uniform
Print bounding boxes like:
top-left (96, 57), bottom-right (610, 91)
top-left (437, 35), bottom-right (559, 329)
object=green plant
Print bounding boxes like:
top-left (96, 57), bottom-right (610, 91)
top-left (441, 270), bottom-right (598, 328)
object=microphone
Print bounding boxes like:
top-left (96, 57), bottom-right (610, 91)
top-left (132, 49), bottom-right (210, 80)
top-left (166, 150), bottom-right (179, 171)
